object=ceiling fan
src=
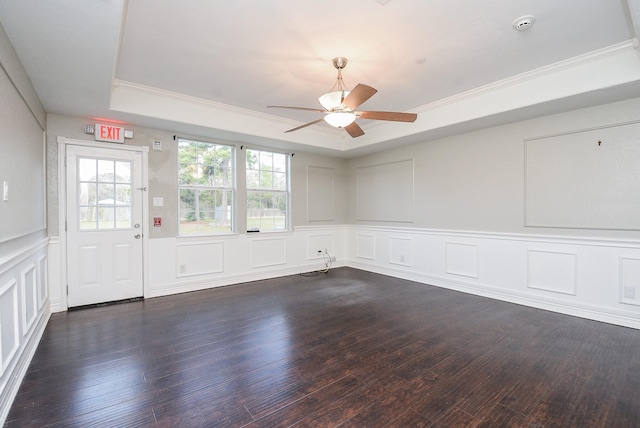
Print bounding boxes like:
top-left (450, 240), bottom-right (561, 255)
top-left (268, 57), bottom-right (417, 138)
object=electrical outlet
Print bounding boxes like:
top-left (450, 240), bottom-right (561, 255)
top-left (330, 256), bottom-right (336, 262)
top-left (623, 286), bottom-right (636, 299)
top-left (179, 264), bottom-right (187, 274)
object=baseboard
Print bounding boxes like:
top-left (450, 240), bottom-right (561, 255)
top-left (347, 259), bottom-right (640, 330)
top-left (0, 308), bottom-right (50, 425)
top-left (146, 260), bottom-right (346, 299)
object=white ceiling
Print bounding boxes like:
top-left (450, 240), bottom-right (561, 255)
top-left (1, 0), bottom-right (640, 156)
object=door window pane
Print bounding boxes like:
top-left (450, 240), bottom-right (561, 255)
top-left (78, 158), bottom-right (96, 181)
top-left (98, 160), bottom-right (114, 181)
top-left (78, 157), bottom-right (133, 230)
top-left (115, 161), bottom-right (131, 183)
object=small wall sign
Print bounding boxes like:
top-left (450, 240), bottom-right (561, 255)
top-left (95, 124), bottom-right (125, 143)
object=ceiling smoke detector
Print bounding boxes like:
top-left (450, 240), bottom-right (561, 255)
top-left (512, 15), bottom-right (535, 32)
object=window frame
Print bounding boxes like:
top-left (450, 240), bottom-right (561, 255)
top-left (177, 138), bottom-right (236, 236)
top-left (245, 147), bottom-right (291, 233)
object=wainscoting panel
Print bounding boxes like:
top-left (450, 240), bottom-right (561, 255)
top-left (445, 242), bottom-right (479, 278)
top-left (47, 239), bottom-right (61, 313)
top-left (346, 226), bottom-right (640, 329)
top-left (121, 225), bottom-right (640, 330)
top-left (620, 257), bottom-right (640, 306)
top-left (251, 238), bottom-right (287, 269)
top-left (0, 279), bottom-right (19, 377)
top-left (307, 234), bottom-right (335, 260)
top-left (145, 227), bottom-right (346, 298)
top-left (176, 241), bottom-right (224, 277)
top-left (0, 238), bottom-right (49, 425)
top-left (389, 237), bottom-right (413, 267)
top-left (527, 250), bottom-right (577, 295)
top-left (37, 256), bottom-right (47, 310)
top-left (20, 264), bottom-right (38, 335)
top-left (356, 234), bottom-right (376, 260)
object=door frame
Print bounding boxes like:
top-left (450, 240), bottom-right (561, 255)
top-left (57, 136), bottom-right (149, 311)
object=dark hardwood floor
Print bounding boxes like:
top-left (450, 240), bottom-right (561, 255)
top-left (5, 267), bottom-right (640, 427)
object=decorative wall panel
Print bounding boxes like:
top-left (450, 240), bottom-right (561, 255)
top-left (307, 166), bottom-right (335, 222)
top-left (445, 242), bottom-right (479, 278)
top-left (307, 234), bottom-right (335, 260)
top-left (0, 280), bottom-right (19, 376)
top-left (356, 160), bottom-right (413, 222)
top-left (356, 234), bottom-right (376, 260)
top-left (176, 241), bottom-right (224, 277)
top-left (251, 238), bottom-right (287, 268)
top-left (525, 122), bottom-right (640, 230)
top-left (620, 257), bottom-right (640, 306)
top-left (20, 264), bottom-right (37, 335)
top-left (389, 237), bottom-right (412, 267)
top-left (527, 250), bottom-right (577, 295)
top-left (37, 255), bottom-right (48, 310)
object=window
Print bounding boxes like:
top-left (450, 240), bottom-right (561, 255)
top-left (78, 157), bottom-right (132, 230)
top-left (178, 138), bottom-right (234, 235)
top-left (246, 149), bottom-right (289, 232)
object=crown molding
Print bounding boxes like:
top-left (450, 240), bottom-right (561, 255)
top-left (109, 41), bottom-right (640, 154)
top-left (415, 40), bottom-right (639, 114)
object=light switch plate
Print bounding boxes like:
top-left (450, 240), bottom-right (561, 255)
top-left (153, 197), bottom-right (164, 207)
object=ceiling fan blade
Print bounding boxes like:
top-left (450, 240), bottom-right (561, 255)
top-left (358, 111), bottom-right (418, 122)
top-left (341, 84), bottom-right (377, 110)
top-left (344, 122), bottom-right (365, 138)
top-left (268, 105), bottom-right (327, 113)
top-left (285, 118), bottom-right (325, 133)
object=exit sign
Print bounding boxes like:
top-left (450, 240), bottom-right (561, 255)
top-left (95, 124), bottom-right (125, 143)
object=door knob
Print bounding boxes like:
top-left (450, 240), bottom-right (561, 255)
top-left (134, 234), bottom-right (141, 239)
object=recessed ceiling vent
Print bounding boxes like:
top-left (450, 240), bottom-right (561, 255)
top-left (512, 15), bottom-right (535, 32)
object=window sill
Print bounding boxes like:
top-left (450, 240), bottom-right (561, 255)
top-left (177, 232), bottom-right (241, 241)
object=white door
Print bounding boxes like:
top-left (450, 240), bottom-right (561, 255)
top-left (66, 144), bottom-right (144, 307)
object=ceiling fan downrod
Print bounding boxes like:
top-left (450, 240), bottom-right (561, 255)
top-left (328, 57), bottom-right (349, 96)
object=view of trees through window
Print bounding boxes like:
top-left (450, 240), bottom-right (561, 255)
top-left (178, 138), bottom-right (234, 235)
top-left (246, 149), bottom-right (288, 232)
top-left (78, 158), bottom-right (132, 230)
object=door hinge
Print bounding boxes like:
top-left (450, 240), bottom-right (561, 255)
top-left (65, 220), bottom-right (67, 231)
top-left (66, 285), bottom-right (69, 295)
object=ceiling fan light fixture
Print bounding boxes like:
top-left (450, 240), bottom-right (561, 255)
top-left (324, 112), bottom-right (356, 128)
top-left (270, 56), bottom-right (417, 138)
top-left (318, 90), bottom-right (350, 111)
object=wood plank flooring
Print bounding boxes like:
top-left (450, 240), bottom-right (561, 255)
top-left (5, 267), bottom-right (640, 427)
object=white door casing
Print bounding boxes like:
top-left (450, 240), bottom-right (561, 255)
top-left (65, 144), bottom-right (145, 307)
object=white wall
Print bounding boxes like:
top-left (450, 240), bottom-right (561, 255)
top-left (107, 96), bottom-right (640, 330)
top-left (345, 226), bottom-right (640, 329)
top-left (46, 99), bottom-right (640, 328)
top-left (147, 226), bottom-right (345, 298)
top-left (344, 97), bottom-right (640, 328)
top-left (0, 23), bottom-right (49, 425)
top-left (347, 97), bottom-right (640, 241)
top-left (46, 114), bottom-right (349, 310)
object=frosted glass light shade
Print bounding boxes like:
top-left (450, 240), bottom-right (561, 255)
top-left (324, 112), bottom-right (356, 128)
top-left (318, 90), bottom-right (349, 110)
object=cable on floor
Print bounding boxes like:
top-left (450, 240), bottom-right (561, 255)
top-left (300, 249), bottom-right (332, 277)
